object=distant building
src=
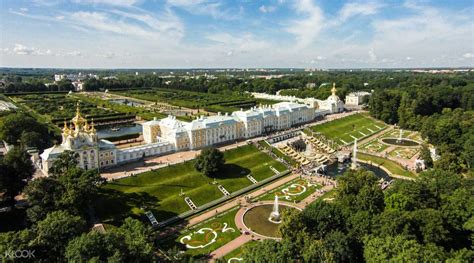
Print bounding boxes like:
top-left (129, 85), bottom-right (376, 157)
top-left (345, 91), bottom-right (371, 106)
top-left (252, 83), bottom-right (345, 114)
top-left (306, 83), bottom-right (316, 88)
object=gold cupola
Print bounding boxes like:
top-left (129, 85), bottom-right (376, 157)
top-left (71, 102), bottom-right (87, 131)
top-left (331, 82), bottom-right (337, 96)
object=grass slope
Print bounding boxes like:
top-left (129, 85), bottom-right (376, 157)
top-left (95, 145), bottom-right (286, 223)
top-left (358, 152), bottom-right (415, 178)
top-left (310, 113), bottom-right (386, 145)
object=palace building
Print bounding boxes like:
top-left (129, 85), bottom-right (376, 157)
top-left (39, 91), bottom-right (342, 175)
top-left (142, 101), bottom-right (316, 150)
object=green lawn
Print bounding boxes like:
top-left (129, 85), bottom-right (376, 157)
top-left (221, 241), bottom-right (258, 262)
top-left (358, 152), bottom-right (415, 178)
top-left (257, 178), bottom-right (321, 202)
top-left (310, 113), bottom-right (387, 145)
top-left (159, 207), bottom-right (241, 257)
top-left (360, 138), bottom-right (390, 153)
top-left (94, 145), bottom-right (286, 223)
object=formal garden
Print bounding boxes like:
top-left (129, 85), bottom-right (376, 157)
top-left (309, 113), bottom-right (387, 145)
top-left (256, 178), bottom-right (322, 202)
top-left (160, 207), bottom-right (241, 257)
top-left (8, 93), bottom-right (135, 127)
top-left (94, 144), bottom-right (287, 223)
top-left (113, 88), bottom-right (271, 113)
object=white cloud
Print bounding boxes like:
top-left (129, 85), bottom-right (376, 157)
top-left (368, 48), bottom-right (377, 62)
top-left (13, 44), bottom-right (39, 55)
top-left (166, 0), bottom-right (241, 20)
top-left (20, 8), bottom-right (29, 12)
top-left (71, 0), bottom-right (140, 6)
top-left (259, 5), bottom-right (276, 13)
top-left (338, 1), bottom-right (382, 23)
top-left (462, 53), bottom-right (474, 58)
top-left (285, 0), bottom-right (324, 48)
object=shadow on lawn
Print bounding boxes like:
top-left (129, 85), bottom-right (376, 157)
top-left (94, 188), bottom-right (179, 225)
top-left (216, 164), bottom-right (250, 179)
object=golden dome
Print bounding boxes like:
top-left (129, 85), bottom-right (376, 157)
top-left (71, 102), bottom-right (86, 129)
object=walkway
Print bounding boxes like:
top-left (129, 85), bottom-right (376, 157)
top-left (158, 173), bottom-right (301, 239)
top-left (208, 175), bottom-right (337, 262)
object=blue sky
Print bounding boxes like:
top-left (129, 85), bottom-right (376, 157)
top-left (1, 0), bottom-right (473, 68)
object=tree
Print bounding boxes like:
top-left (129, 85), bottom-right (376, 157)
top-left (301, 200), bottom-right (346, 238)
top-left (419, 144), bottom-right (433, 168)
top-left (65, 218), bottom-right (155, 262)
top-left (241, 239), bottom-right (293, 262)
top-left (33, 210), bottom-right (86, 260)
top-left (0, 147), bottom-right (35, 203)
top-left (411, 208), bottom-right (449, 245)
top-left (0, 112), bottom-right (51, 150)
top-left (194, 147), bottom-right (225, 177)
top-left (48, 150), bottom-right (80, 178)
top-left (363, 235), bottom-right (446, 262)
top-left (324, 230), bottom-right (355, 262)
top-left (336, 169), bottom-right (384, 214)
top-left (23, 177), bottom-right (64, 223)
top-left (116, 218), bottom-right (155, 261)
top-left (24, 151), bottom-right (104, 222)
top-left (65, 232), bottom-right (125, 262)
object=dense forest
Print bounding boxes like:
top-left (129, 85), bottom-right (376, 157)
top-left (241, 169), bottom-right (473, 262)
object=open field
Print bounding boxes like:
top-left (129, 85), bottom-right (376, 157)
top-left (113, 89), bottom-right (259, 113)
top-left (94, 144), bottom-right (286, 223)
top-left (159, 207), bottom-right (240, 257)
top-left (357, 152), bottom-right (415, 178)
top-left (309, 113), bottom-right (387, 145)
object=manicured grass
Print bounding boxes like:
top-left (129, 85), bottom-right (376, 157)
top-left (257, 178), bottom-right (321, 202)
top-left (114, 89), bottom-right (257, 113)
top-left (221, 241), bottom-right (258, 261)
top-left (257, 140), bottom-right (271, 150)
top-left (360, 139), bottom-right (390, 153)
top-left (388, 147), bottom-right (419, 159)
top-left (216, 145), bottom-right (287, 193)
top-left (271, 147), bottom-right (298, 167)
top-left (381, 129), bottom-right (413, 139)
top-left (357, 152), bottom-right (415, 178)
top-left (160, 207), bottom-right (241, 257)
top-left (94, 145), bottom-right (286, 223)
top-left (310, 113), bottom-right (387, 145)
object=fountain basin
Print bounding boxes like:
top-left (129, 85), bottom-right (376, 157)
top-left (324, 162), bottom-right (391, 180)
top-left (243, 204), bottom-right (301, 239)
top-left (381, 138), bottom-right (420, 147)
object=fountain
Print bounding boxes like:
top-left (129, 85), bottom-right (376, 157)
top-left (381, 129), bottom-right (420, 147)
top-left (268, 195), bottom-right (281, 223)
top-left (351, 138), bottom-right (358, 170)
top-left (396, 129), bottom-right (403, 143)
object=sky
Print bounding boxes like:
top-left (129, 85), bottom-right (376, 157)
top-left (0, 0), bottom-right (473, 69)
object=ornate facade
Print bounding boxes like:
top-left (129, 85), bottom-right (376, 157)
top-left (143, 101), bottom-right (316, 150)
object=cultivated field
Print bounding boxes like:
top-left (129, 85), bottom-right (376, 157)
top-left (310, 113), bottom-right (387, 145)
top-left (94, 144), bottom-right (287, 223)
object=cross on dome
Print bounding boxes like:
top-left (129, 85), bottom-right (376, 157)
top-left (331, 82), bottom-right (337, 96)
